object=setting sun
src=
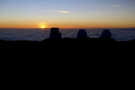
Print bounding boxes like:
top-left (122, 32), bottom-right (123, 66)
top-left (40, 24), bottom-right (47, 29)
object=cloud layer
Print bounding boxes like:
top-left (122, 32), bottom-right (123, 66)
top-left (57, 10), bottom-right (70, 14)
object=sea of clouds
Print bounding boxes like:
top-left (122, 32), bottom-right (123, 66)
top-left (0, 28), bottom-right (135, 41)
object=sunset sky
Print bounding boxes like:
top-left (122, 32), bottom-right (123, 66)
top-left (0, 0), bottom-right (135, 28)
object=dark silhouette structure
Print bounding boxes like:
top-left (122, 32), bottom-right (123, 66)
top-left (100, 29), bottom-right (112, 40)
top-left (50, 28), bottom-right (62, 39)
top-left (77, 29), bottom-right (88, 39)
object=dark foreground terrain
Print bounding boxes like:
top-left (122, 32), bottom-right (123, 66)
top-left (1, 38), bottom-right (134, 83)
top-left (0, 38), bottom-right (134, 67)
top-left (0, 30), bottom-right (134, 88)
top-left (0, 38), bottom-right (135, 49)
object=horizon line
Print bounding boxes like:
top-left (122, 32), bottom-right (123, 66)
top-left (0, 27), bottom-right (135, 29)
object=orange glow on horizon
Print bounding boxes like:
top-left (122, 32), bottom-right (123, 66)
top-left (0, 24), bottom-right (135, 29)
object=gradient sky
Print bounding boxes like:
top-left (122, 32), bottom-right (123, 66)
top-left (0, 0), bottom-right (135, 28)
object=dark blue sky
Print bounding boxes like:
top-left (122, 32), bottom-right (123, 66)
top-left (0, 0), bottom-right (135, 28)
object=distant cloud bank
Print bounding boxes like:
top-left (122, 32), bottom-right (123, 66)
top-left (57, 10), bottom-right (70, 14)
